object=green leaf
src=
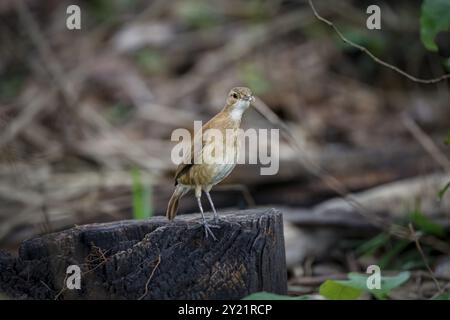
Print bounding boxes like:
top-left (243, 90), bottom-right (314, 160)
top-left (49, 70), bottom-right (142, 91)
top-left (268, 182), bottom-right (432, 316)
top-left (338, 28), bottom-right (386, 56)
top-left (131, 167), bottom-right (152, 219)
top-left (176, 0), bottom-right (220, 29)
top-left (398, 249), bottom-right (427, 271)
top-left (439, 181), bottom-right (450, 200)
top-left (432, 293), bottom-right (450, 300)
top-left (445, 131), bottom-right (450, 145)
top-left (319, 280), bottom-right (363, 300)
top-left (420, 0), bottom-right (450, 51)
top-left (377, 239), bottom-right (410, 269)
top-left (243, 292), bottom-right (312, 300)
top-left (355, 233), bottom-right (390, 257)
top-left (319, 272), bottom-right (410, 300)
top-left (444, 59), bottom-right (450, 72)
top-left (345, 272), bottom-right (410, 299)
top-left (409, 207), bottom-right (445, 237)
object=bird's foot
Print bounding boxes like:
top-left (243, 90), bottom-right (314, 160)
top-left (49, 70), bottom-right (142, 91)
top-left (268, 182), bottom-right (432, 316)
top-left (190, 220), bottom-right (220, 241)
top-left (201, 221), bottom-right (219, 241)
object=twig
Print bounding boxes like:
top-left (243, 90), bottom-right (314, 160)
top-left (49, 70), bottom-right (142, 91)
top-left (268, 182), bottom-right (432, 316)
top-left (138, 255), bottom-right (162, 300)
top-left (6, 0), bottom-right (86, 150)
top-left (402, 113), bottom-right (450, 171)
top-left (408, 223), bottom-right (442, 293)
top-left (252, 97), bottom-right (450, 254)
top-left (431, 281), bottom-right (450, 299)
top-left (308, 0), bottom-right (450, 84)
top-left (91, 245), bottom-right (109, 263)
top-left (414, 272), bottom-right (425, 300)
top-left (40, 280), bottom-right (55, 294)
top-left (0, 88), bottom-right (57, 148)
top-left (54, 273), bottom-right (69, 300)
top-left (14, 0), bottom-right (78, 105)
top-left (82, 245), bottom-right (110, 276)
top-left (253, 97), bottom-right (388, 227)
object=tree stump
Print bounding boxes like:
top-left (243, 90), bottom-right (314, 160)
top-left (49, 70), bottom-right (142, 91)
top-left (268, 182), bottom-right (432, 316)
top-left (0, 208), bottom-right (287, 299)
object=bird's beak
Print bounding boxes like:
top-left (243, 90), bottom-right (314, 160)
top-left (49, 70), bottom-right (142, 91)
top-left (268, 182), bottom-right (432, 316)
top-left (245, 95), bottom-right (255, 103)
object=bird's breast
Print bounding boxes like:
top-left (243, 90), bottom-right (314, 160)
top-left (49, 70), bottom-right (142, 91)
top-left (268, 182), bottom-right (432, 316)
top-left (177, 125), bottom-right (241, 187)
top-left (209, 162), bottom-right (236, 185)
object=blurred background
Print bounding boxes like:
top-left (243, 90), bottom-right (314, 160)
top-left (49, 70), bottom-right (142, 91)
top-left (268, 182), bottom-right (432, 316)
top-left (1, 0), bottom-right (450, 299)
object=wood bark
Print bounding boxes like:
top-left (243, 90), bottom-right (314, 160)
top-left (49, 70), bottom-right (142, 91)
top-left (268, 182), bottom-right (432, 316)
top-left (0, 208), bottom-right (287, 300)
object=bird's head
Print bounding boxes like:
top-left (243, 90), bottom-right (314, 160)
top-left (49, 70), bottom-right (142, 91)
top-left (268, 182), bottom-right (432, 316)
top-left (225, 87), bottom-right (255, 111)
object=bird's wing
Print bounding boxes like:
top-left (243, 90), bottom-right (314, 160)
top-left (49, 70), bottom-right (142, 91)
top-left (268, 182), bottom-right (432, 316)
top-left (174, 163), bottom-right (192, 185)
top-left (173, 113), bottom-right (224, 185)
top-left (173, 128), bottom-right (204, 185)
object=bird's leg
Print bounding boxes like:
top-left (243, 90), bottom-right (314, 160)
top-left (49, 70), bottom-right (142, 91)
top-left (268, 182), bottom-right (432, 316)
top-left (205, 190), bottom-right (219, 224)
top-left (196, 195), bottom-right (206, 222)
top-left (205, 189), bottom-right (240, 227)
top-left (195, 189), bottom-right (218, 241)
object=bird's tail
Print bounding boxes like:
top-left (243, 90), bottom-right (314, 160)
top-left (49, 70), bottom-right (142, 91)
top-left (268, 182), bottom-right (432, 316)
top-left (166, 185), bottom-right (188, 221)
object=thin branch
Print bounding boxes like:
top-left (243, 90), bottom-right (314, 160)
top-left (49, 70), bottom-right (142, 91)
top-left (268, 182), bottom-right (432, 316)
top-left (253, 97), bottom-right (388, 227)
top-left (82, 245), bottom-right (110, 276)
top-left (54, 273), bottom-right (69, 300)
top-left (308, 0), bottom-right (450, 84)
top-left (408, 223), bottom-right (442, 294)
top-left (40, 280), bottom-right (55, 294)
top-left (402, 113), bottom-right (450, 171)
top-left (252, 96), bottom-right (450, 254)
top-left (14, 0), bottom-right (77, 105)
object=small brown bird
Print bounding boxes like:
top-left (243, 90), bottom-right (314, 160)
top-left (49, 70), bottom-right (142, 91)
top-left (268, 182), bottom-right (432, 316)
top-left (166, 87), bottom-right (254, 239)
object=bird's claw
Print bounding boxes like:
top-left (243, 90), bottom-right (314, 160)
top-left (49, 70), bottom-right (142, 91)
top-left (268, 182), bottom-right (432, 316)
top-left (203, 222), bottom-right (218, 241)
top-left (189, 220), bottom-right (220, 241)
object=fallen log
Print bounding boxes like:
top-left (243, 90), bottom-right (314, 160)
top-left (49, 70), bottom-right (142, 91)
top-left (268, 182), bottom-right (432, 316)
top-left (0, 208), bottom-right (287, 300)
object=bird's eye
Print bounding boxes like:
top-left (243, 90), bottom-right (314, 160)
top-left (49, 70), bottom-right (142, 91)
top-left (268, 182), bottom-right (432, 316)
top-left (231, 93), bottom-right (238, 99)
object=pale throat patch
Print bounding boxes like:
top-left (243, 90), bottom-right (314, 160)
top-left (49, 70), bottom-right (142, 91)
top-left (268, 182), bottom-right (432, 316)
top-left (230, 100), bottom-right (250, 121)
